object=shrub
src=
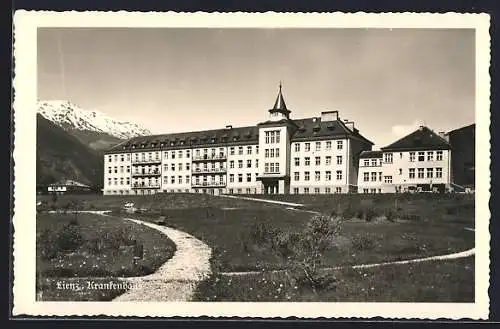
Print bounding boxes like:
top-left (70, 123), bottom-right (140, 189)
top-left (385, 208), bottom-right (396, 222)
top-left (364, 208), bottom-right (377, 222)
top-left (56, 223), bottom-right (84, 252)
top-left (38, 229), bottom-right (59, 260)
top-left (351, 234), bottom-right (376, 251)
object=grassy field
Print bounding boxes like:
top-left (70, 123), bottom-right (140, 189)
top-left (36, 192), bottom-right (475, 302)
top-left (36, 213), bottom-right (176, 301)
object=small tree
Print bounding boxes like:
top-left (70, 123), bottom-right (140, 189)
top-left (271, 214), bottom-right (343, 294)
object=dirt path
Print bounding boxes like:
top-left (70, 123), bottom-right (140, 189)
top-left (111, 217), bottom-right (212, 302)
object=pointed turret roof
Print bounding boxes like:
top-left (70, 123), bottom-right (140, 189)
top-left (269, 82), bottom-right (291, 115)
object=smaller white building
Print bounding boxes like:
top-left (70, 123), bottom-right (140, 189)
top-left (358, 126), bottom-right (452, 193)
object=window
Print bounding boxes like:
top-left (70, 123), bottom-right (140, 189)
top-left (305, 157), bottom-right (310, 166)
top-left (164, 152), bottom-right (168, 159)
top-left (108, 156), bottom-right (112, 162)
top-left (107, 178), bottom-right (112, 185)
top-left (427, 151), bottom-right (434, 161)
top-left (247, 146), bottom-right (252, 155)
top-left (178, 151), bottom-right (183, 159)
top-left (418, 152), bottom-right (425, 161)
top-left (113, 178), bottom-right (118, 185)
top-left (186, 175), bottom-right (190, 184)
top-left (379, 172), bottom-right (382, 181)
top-left (238, 174), bottom-right (243, 183)
top-left (315, 157), bottom-right (321, 166)
top-left (436, 151), bottom-right (443, 161)
top-left (314, 187), bottom-right (320, 194)
top-left (294, 157), bottom-right (300, 166)
top-left (171, 164), bottom-right (175, 171)
top-left (163, 176), bottom-right (168, 184)
top-left (120, 178), bottom-right (123, 185)
top-left (371, 159), bottom-right (377, 166)
top-left (114, 155), bottom-right (118, 162)
top-left (126, 178), bottom-right (130, 185)
top-left (264, 163), bottom-right (269, 173)
top-left (238, 160), bottom-right (243, 168)
top-left (265, 131), bottom-right (270, 144)
top-left (178, 163), bottom-right (183, 171)
top-left (336, 170), bottom-right (343, 180)
top-left (325, 187), bottom-right (331, 194)
top-left (276, 148), bottom-right (280, 157)
top-left (294, 143), bottom-right (300, 152)
top-left (246, 188), bottom-right (251, 194)
top-left (126, 166), bottom-right (130, 173)
top-left (270, 163), bottom-right (275, 173)
top-left (294, 172), bottom-right (300, 181)
top-left (178, 176), bottom-right (183, 184)
top-left (315, 171), bottom-right (320, 181)
top-left (363, 188), bottom-right (369, 193)
top-left (371, 172), bottom-right (377, 182)
top-left (276, 131), bottom-right (280, 143)
top-left (337, 141), bottom-right (343, 150)
top-left (230, 147), bottom-right (235, 155)
top-left (171, 176), bottom-right (175, 184)
top-left (238, 147), bottom-right (243, 155)
top-left (265, 149), bottom-right (269, 158)
top-left (247, 160), bottom-right (252, 168)
top-left (315, 142), bottom-right (321, 151)
top-left (436, 167), bottom-right (443, 178)
top-left (384, 153), bottom-right (393, 163)
top-left (399, 168), bottom-right (402, 175)
top-left (256, 146), bottom-right (259, 154)
top-left (186, 163), bottom-right (190, 170)
top-left (409, 168), bottom-right (415, 179)
top-left (275, 163), bottom-right (280, 173)
top-left (186, 150), bottom-right (191, 158)
top-left (120, 155), bottom-right (125, 162)
top-left (326, 141), bottom-right (332, 150)
top-left (270, 149), bottom-right (275, 158)
top-left (335, 187), bottom-right (342, 194)
top-left (363, 172), bottom-right (369, 182)
top-left (237, 188), bottom-right (242, 194)
top-left (326, 156), bottom-right (332, 165)
top-left (364, 160), bottom-right (369, 167)
top-left (337, 156), bottom-right (343, 165)
top-left (229, 174), bottom-right (235, 183)
top-left (304, 171), bottom-right (310, 181)
top-left (326, 171), bottom-right (332, 181)
top-left (229, 161), bottom-right (234, 169)
top-left (304, 187), bottom-right (309, 194)
top-left (426, 168), bottom-right (434, 178)
top-left (171, 152), bottom-right (175, 159)
top-left (384, 176), bottom-right (393, 184)
top-left (293, 187), bottom-right (299, 194)
top-left (108, 167), bottom-right (112, 174)
top-left (229, 188), bottom-right (233, 194)
top-left (247, 173), bottom-right (251, 182)
top-left (417, 168), bottom-right (424, 178)
top-left (409, 152), bottom-right (415, 162)
top-left (305, 143), bottom-right (310, 152)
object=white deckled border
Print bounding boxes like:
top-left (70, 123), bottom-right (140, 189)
top-left (12, 11), bottom-right (491, 319)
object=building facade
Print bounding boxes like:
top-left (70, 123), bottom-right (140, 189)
top-left (446, 123), bottom-right (475, 191)
top-left (103, 85), bottom-right (374, 195)
top-left (358, 126), bottom-right (453, 193)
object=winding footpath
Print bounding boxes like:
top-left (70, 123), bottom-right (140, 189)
top-left (107, 216), bottom-right (212, 302)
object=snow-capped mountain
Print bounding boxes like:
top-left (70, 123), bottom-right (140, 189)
top-left (37, 100), bottom-right (151, 139)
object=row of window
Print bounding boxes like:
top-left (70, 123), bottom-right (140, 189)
top-left (107, 177), bottom-right (131, 185)
top-left (294, 156), bottom-right (343, 166)
top-left (292, 187), bottom-right (343, 194)
top-left (293, 170), bottom-right (343, 181)
top-left (382, 151), bottom-right (444, 164)
top-left (265, 130), bottom-right (281, 144)
top-left (228, 145), bottom-right (259, 156)
top-left (108, 166), bottom-right (131, 174)
top-left (294, 140), bottom-right (343, 152)
top-left (108, 154), bottom-right (132, 162)
top-left (362, 159), bottom-right (382, 167)
top-left (361, 167), bottom-right (444, 183)
top-left (229, 159), bottom-right (258, 169)
top-left (264, 148), bottom-right (280, 158)
top-left (229, 173), bottom-right (258, 183)
top-left (264, 162), bottom-right (280, 174)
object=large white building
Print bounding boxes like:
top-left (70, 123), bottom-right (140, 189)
top-left (357, 126), bottom-right (453, 193)
top-left (103, 85), bottom-right (375, 195)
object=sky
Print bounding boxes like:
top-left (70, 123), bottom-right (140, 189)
top-left (37, 28), bottom-right (475, 148)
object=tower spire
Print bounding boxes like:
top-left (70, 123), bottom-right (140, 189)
top-left (269, 82), bottom-right (291, 120)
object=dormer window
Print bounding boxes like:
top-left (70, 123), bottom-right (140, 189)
top-left (170, 141), bottom-right (175, 146)
top-left (151, 143), bottom-right (156, 148)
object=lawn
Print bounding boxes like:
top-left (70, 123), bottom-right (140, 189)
top-left (192, 257), bottom-right (475, 302)
top-left (36, 213), bottom-right (176, 301)
top-left (37, 192), bottom-right (475, 302)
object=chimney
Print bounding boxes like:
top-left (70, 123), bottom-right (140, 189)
top-left (438, 131), bottom-right (449, 142)
top-left (320, 110), bottom-right (339, 122)
top-left (345, 121), bottom-right (355, 131)
top-left (226, 125), bottom-right (233, 130)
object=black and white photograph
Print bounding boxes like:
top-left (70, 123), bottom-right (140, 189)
top-left (12, 11), bottom-right (490, 319)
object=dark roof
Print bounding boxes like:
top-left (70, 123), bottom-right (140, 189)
top-left (270, 83), bottom-right (289, 113)
top-left (359, 150), bottom-right (383, 159)
top-left (446, 123), bottom-right (475, 135)
top-left (381, 126), bottom-right (451, 152)
top-left (291, 118), bottom-right (374, 145)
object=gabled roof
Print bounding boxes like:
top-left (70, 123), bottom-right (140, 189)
top-left (381, 126), bottom-right (451, 152)
top-left (291, 117), bottom-right (374, 145)
top-left (359, 150), bottom-right (383, 159)
top-left (50, 179), bottom-right (90, 188)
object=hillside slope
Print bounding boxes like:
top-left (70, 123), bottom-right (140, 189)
top-left (36, 114), bottom-right (103, 188)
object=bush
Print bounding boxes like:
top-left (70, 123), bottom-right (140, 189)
top-left (364, 208), bottom-right (377, 222)
top-left (38, 229), bottom-right (59, 260)
top-left (351, 234), bottom-right (376, 251)
top-left (56, 223), bottom-right (84, 252)
top-left (385, 208), bottom-right (396, 222)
